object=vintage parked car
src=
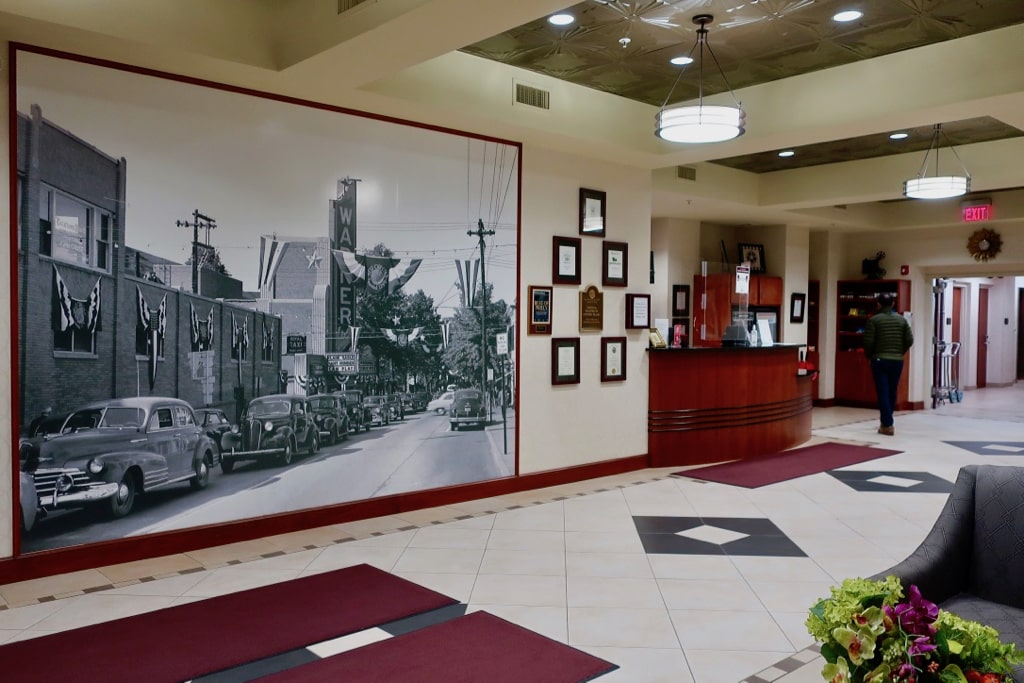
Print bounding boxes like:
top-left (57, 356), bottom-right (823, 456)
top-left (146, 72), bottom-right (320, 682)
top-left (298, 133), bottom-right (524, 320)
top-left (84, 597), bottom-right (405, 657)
top-left (338, 390), bottom-right (367, 433)
top-left (220, 394), bottom-right (319, 472)
top-left (193, 408), bottom-right (234, 458)
top-left (449, 388), bottom-right (487, 431)
top-left (20, 397), bottom-right (217, 520)
top-left (19, 470), bottom-right (39, 533)
top-left (399, 393), bottom-right (418, 414)
top-left (385, 394), bottom-right (405, 421)
top-left (411, 391), bottom-right (431, 412)
top-left (308, 394), bottom-right (350, 445)
top-left (362, 395), bottom-right (391, 427)
top-left (426, 391), bottom-right (455, 415)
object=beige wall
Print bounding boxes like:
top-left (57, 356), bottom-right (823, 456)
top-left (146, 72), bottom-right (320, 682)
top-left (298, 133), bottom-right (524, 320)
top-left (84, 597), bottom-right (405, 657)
top-left (518, 145), bottom-right (652, 474)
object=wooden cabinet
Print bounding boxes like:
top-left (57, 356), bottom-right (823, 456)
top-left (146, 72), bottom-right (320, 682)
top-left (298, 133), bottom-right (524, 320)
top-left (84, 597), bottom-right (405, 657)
top-left (754, 276), bottom-right (783, 307)
top-left (834, 279), bottom-right (912, 408)
top-left (693, 274), bottom-right (783, 347)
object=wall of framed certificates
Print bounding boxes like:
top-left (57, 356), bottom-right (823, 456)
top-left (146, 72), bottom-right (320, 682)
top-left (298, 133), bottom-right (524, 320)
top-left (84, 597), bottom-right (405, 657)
top-left (545, 188), bottom-right (645, 385)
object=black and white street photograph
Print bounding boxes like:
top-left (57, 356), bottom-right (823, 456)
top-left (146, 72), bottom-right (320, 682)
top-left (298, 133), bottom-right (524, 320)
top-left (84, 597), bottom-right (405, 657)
top-left (15, 47), bottom-right (520, 553)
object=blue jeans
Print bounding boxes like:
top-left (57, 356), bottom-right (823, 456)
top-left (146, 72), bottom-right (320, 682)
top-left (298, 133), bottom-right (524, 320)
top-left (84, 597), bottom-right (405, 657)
top-left (871, 358), bottom-right (904, 428)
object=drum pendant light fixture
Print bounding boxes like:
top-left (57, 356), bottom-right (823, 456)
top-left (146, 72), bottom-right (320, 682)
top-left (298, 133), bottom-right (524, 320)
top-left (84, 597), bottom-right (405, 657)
top-left (903, 123), bottom-right (971, 199)
top-left (656, 14), bottom-right (745, 144)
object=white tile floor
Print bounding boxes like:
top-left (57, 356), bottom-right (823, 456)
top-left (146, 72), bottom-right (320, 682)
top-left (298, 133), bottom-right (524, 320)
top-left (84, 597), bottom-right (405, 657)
top-left (1, 384), bottom-right (1021, 683)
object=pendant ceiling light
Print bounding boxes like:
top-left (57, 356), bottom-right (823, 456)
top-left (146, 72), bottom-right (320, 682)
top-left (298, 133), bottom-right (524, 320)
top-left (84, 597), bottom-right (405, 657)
top-left (656, 14), bottom-right (744, 144)
top-left (903, 123), bottom-right (971, 199)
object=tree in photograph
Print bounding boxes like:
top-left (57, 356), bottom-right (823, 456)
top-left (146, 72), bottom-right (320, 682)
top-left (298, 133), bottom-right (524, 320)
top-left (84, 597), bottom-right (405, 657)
top-left (443, 282), bottom-right (511, 392)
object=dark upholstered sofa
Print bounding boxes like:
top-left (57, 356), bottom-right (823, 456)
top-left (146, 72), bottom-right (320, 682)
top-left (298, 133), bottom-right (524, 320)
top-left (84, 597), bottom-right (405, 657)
top-left (871, 464), bottom-right (1024, 681)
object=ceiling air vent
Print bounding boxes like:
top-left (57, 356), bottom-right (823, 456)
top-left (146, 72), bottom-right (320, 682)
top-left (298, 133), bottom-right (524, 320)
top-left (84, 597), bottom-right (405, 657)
top-left (338, 0), bottom-right (370, 13)
top-left (676, 165), bottom-right (697, 181)
top-left (514, 83), bottom-right (550, 110)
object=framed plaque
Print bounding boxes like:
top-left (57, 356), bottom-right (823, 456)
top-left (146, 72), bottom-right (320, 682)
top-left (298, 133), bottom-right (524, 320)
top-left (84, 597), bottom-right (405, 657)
top-left (625, 293), bottom-right (651, 329)
top-left (649, 327), bottom-right (667, 349)
top-left (552, 235), bottom-right (582, 285)
top-left (579, 187), bottom-right (606, 237)
top-left (790, 292), bottom-right (806, 324)
top-left (551, 337), bottom-right (581, 385)
top-left (601, 337), bottom-right (627, 382)
top-left (671, 284), bottom-right (690, 317)
top-left (602, 240), bottom-right (628, 287)
top-left (528, 285), bottom-right (553, 334)
top-left (738, 242), bottom-right (766, 274)
top-left (579, 285), bottom-right (604, 332)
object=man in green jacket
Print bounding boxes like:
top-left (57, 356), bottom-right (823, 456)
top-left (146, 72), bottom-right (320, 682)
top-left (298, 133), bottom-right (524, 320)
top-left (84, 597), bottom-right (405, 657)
top-left (863, 292), bottom-right (914, 435)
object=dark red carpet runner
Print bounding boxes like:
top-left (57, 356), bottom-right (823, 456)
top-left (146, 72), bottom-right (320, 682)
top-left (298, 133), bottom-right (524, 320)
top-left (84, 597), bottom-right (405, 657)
top-left (676, 442), bottom-right (901, 488)
top-left (0, 563), bottom-right (456, 682)
top-left (258, 610), bottom-right (618, 683)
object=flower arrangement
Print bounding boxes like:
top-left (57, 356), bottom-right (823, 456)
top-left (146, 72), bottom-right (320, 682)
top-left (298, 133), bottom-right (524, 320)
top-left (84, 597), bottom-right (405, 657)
top-left (806, 576), bottom-right (1024, 683)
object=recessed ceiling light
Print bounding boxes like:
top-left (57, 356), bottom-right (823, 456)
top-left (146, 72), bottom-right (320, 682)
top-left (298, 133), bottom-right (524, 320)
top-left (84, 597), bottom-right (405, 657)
top-left (889, 132), bottom-right (909, 140)
top-left (548, 13), bottom-right (574, 26)
top-left (833, 10), bottom-right (863, 22)
top-left (778, 150), bottom-right (795, 157)
top-left (670, 55), bottom-right (694, 66)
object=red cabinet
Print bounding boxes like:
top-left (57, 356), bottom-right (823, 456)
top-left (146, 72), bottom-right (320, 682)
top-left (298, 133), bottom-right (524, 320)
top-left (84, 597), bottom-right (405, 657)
top-left (693, 274), bottom-right (783, 347)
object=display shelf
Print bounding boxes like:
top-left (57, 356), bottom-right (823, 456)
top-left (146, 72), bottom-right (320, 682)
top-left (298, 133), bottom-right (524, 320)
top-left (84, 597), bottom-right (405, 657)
top-left (833, 279), bottom-right (911, 407)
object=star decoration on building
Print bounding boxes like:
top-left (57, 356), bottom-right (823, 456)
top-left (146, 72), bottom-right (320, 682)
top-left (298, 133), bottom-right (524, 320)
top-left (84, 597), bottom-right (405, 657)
top-left (306, 249), bottom-right (322, 270)
top-left (392, 315), bottom-right (401, 325)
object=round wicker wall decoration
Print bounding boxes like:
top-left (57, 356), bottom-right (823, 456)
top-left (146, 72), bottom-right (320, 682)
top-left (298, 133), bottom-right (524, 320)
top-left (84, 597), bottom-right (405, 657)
top-left (966, 228), bottom-right (1002, 262)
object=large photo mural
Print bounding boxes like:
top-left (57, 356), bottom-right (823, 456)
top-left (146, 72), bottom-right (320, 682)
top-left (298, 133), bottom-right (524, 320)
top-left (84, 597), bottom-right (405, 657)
top-left (13, 47), bottom-right (520, 553)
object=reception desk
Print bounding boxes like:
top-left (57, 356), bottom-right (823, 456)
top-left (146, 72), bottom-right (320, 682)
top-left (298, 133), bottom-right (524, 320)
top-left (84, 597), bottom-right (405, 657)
top-left (648, 345), bottom-right (814, 467)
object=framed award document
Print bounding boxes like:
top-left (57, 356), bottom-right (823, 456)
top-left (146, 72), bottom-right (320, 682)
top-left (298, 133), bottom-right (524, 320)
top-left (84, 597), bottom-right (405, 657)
top-left (602, 241), bottom-right (628, 287)
top-left (551, 337), bottom-right (580, 385)
top-left (552, 235), bottom-right (582, 285)
top-left (579, 187), bottom-right (606, 237)
top-left (625, 293), bottom-right (651, 329)
top-left (601, 337), bottom-right (626, 382)
top-left (528, 285), bottom-right (553, 334)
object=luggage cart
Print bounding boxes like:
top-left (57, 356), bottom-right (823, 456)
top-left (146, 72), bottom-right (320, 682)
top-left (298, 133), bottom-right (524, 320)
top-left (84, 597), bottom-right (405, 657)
top-left (932, 341), bottom-right (962, 405)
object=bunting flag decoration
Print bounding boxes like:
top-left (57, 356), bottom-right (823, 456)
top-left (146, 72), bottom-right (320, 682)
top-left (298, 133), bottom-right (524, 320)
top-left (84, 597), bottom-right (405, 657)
top-left (257, 236), bottom-right (289, 296)
top-left (455, 259), bottom-right (479, 308)
top-left (350, 326), bottom-right (361, 350)
top-left (262, 321), bottom-right (274, 358)
top-left (136, 287), bottom-right (167, 390)
top-left (382, 327), bottom-right (423, 347)
top-left (193, 306), bottom-right (214, 351)
top-left (331, 250), bottom-right (423, 295)
top-left (440, 322), bottom-right (450, 349)
top-left (53, 265), bottom-right (102, 334)
top-left (230, 313), bottom-right (250, 360)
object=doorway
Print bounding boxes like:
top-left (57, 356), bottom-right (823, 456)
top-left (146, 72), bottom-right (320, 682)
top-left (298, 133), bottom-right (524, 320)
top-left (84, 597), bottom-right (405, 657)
top-left (977, 287), bottom-right (989, 389)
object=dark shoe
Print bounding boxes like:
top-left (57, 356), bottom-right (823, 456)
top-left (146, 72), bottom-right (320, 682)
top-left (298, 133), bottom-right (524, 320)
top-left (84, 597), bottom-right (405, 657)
top-left (878, 426), bottom-right (895, 436)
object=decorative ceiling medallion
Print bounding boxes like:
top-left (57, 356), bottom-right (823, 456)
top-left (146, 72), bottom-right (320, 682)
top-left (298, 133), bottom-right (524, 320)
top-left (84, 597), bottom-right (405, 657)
top-left (966, 228), bottom-right (1002, 262)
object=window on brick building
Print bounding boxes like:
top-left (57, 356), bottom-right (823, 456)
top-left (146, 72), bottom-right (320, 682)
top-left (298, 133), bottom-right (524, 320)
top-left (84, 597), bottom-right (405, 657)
top-left (39, 185), bottom-right (112, 272)
top-left (54, 324), bottom-right (96, 354)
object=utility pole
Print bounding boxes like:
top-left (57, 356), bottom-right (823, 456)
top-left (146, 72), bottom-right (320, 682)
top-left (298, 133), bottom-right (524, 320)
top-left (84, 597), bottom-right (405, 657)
top-left (468, 218), bottom-right (495, 418)
top-left (175, 210), bottom-right (216, 294)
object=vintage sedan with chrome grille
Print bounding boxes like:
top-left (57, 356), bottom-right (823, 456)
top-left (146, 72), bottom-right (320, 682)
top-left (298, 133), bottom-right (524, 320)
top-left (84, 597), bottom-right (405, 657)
top-left (449, 388), bottom-right (486, 431)
top-left (21, 397), bottom-right (217, 521)
top-left (308, 394), bottom-right (350, 445)
top-left (220, 394), bottom-right (319, 473)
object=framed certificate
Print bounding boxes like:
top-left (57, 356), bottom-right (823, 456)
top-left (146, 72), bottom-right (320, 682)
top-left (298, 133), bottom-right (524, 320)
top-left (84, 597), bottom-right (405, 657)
top-left (528, 285), bottom-right (553, 334)
top-left (790, 292), bottom-right (806, 324)
top-left (551, 337), bottom-right (580, 385)
top-left (601, 337), bottom-right (626, 382)
top-left (625, 293), bottom-right (651, 329)
top-left (552, 235), bottom-right (582, 285)
top-left (671, 284), bottom-right (690, 317)
top-left (579, 187), bottom-right (606, 237)
top-left (602, 240), bottom-right (628, 287)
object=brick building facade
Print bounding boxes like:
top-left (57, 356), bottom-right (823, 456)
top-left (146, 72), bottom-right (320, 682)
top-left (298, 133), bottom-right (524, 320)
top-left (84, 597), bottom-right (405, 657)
top-left (16, 105), bottom-right (281, 430)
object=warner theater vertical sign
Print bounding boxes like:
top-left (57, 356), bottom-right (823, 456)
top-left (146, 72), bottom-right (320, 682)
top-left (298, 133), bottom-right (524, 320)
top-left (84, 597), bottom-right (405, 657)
top-left (331, 178), bottom-right (358, 351)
